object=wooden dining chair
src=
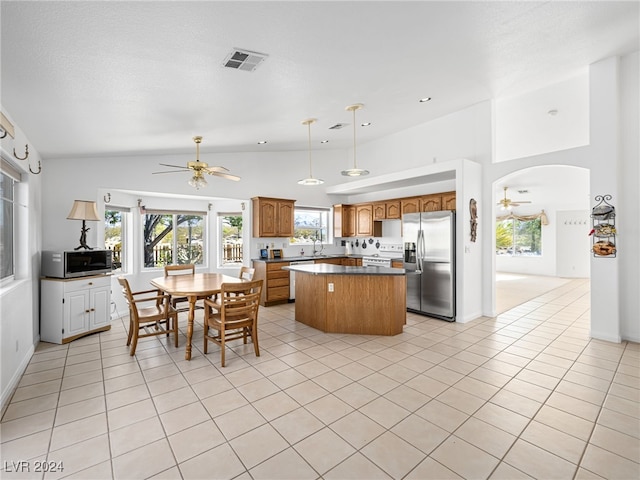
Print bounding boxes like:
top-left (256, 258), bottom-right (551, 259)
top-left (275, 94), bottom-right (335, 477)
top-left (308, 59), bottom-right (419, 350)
top-left (163, 264), bottom-right (204, 312)
top-left (239, 266), bottom-right (255, 281)
top-left (202, 279), bottom-right (263, 367)
top-left (118, 276), bottom-right (178, 356)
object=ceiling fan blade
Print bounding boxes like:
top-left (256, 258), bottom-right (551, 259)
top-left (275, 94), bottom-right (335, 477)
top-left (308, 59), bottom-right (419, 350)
top-left (152, 170), bottom-right (187, 174)
top-left (207, 170), bottom-right (241, 181)
top-left (159, 163), bottom-right (190, 170)
top-left (206, 165), bottom-right (230, 173)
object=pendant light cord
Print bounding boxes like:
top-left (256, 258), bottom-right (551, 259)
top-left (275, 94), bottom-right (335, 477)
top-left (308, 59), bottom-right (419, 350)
top-left (352, 108), bottom-right (357, 169)
top-left (308, 121), bottom-right (313, 177)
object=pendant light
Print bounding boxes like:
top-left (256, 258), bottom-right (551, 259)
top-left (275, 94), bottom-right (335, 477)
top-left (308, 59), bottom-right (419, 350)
top-left (341, 103), bottom-right (369, 177)
top-left (298, 118), bottom-right (324, 185)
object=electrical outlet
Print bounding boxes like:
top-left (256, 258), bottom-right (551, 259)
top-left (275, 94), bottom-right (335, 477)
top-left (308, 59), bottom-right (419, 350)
top-left (328, 283), bottom-right (334, 292)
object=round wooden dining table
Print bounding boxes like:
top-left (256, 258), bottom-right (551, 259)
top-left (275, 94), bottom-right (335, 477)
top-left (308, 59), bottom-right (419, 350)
top-left (150, 273), bottom-right (245, 360)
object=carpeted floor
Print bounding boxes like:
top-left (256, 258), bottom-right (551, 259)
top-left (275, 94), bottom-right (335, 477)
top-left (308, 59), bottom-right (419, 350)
top-left (495, 273), bottom-right (587, 314)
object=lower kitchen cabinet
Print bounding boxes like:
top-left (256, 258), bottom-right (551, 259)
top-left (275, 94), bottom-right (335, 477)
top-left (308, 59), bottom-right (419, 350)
top-left (253, 261), bottom-right (290, 306)
top-left (41, 275), bottom-right (111, 344)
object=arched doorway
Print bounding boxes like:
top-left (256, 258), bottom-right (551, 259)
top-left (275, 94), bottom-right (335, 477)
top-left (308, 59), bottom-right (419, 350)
top-left (491, 165), bottom-right (590, 314)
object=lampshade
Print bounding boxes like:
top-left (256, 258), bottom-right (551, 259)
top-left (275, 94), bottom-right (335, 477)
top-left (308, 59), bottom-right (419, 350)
top-left (67, 200), bottom-right (100, 221)
top-left (298, 118), bottom-right (324, 186)
top-left (341, 103), bottom-right (369, 177)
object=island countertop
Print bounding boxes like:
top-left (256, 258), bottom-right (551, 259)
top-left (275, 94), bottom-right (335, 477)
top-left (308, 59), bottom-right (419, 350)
top-left (284, 263), bottom-right (405, 276)
top-left (287, 263), bottom-right (407, 335)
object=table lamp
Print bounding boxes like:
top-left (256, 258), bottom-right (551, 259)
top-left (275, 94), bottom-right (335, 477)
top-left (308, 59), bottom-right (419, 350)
top-left (67, 200), bottom-right (100, 250)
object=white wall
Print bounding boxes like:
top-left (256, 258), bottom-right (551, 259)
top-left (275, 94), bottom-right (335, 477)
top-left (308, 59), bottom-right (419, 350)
top-left (0, 109), bottom-right (43, 411)
top-left (618, 51), bottom-right (640, 342)
top-left (556, 211), bottom-right (591, 278)
top-left (495, 72), bottom-right (590, 162)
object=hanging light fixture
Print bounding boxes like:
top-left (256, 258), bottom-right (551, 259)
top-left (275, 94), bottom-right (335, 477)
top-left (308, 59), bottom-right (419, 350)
top-left (341, 103), bottom-right (369, 177)
top-left (298, 118), bottom-right (324, 186)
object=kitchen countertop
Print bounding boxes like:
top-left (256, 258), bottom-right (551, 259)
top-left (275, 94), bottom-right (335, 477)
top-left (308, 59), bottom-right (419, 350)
top-left (252, 254), bottom-right (366, 263)
top-left (284, 263), bottom-right (405, 276)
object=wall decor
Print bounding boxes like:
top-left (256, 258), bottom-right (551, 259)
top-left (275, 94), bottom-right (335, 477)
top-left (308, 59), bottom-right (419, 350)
top-left (469, 198), bottom-right (478, 242)
top-left (589, 194), bottom-right (616, 258)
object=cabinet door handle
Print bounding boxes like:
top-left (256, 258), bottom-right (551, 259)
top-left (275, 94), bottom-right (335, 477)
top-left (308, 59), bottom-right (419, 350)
top-left (88, 282), bottom-right (93, 285)
top-left (90, 308), bottom-right (95, 312)
top-left (85, 309), bottom-right (91, 313)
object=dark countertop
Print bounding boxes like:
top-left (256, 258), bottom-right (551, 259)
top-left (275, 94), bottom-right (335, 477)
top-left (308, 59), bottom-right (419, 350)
top-left (252, 254), bottom-right (366, 263)
top-left (283, 263), bottom-right (405, 276)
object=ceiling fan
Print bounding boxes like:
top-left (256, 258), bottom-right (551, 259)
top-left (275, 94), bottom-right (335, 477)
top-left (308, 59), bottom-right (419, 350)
top-left (497, 186), bottom-right (531, 210)
top-left (152, 136), bottom-right (240, 189)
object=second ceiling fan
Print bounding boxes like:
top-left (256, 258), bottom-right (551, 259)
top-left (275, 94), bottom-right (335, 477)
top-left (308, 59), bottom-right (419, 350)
top-left (153, 136), bottom-right (240, 189)
top-left (498, 186), bottom-right (531, 210)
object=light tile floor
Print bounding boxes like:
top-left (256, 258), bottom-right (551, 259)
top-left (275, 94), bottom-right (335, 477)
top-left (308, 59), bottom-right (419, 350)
top-left (2, 278), bottom-right (639, 479)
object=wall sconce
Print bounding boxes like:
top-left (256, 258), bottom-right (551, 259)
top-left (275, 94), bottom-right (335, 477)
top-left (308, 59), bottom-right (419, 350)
top-left (104, 193), bottom-right (111, 203)
top-left (137, 198), bottom-right (146, 214)
top-left (67, 200), bottom-right (101, 250)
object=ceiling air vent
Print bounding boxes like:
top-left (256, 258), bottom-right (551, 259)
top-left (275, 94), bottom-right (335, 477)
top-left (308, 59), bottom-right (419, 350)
top-left (329, 123), bottom-right (349, 130)
top-left (223, 48), bottom-right (268, 72)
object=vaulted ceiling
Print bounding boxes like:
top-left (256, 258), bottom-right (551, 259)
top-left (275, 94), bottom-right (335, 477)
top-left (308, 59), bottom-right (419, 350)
top-left (1, 1), bottom-right (638, 160)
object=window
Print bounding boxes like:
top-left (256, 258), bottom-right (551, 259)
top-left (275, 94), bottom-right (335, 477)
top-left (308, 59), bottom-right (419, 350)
top-left (219, 214), bottom-right (243, 265)
top-left (142, 211), bottom-right (205, 268)
top-left (291, 207), bottom-right (330, 244)
top-left (0, 171), bottom-right (15, 280)
top-left (496, 217), bottom-right (542, 256)
top-left (105, 208), bottom-right (128, 272)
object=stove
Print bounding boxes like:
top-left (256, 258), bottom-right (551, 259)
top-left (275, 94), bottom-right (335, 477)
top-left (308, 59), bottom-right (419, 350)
top-left (362, 256), bottom-right (392, 267)
top-left (362, 243), bottom-right (403, 268)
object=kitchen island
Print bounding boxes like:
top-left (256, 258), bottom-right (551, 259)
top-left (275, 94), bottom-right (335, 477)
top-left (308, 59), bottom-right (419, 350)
top-left (284, 263), bottom-right (406, 336)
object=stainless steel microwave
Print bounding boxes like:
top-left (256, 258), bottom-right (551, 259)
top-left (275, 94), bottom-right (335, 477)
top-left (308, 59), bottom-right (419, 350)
top-left (41, 250), bottom-right (112, 278)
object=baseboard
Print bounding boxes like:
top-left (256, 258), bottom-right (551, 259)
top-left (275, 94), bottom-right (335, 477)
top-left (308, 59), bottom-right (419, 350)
top-left (589, 329), bottom-right (622, 344)
top-left (1, 342), bottom-right (36, 417)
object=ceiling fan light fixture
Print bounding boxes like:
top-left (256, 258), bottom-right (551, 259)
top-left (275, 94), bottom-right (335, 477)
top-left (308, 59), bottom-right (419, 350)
top-left (298, 118), bottom-right (324, 186)
top-left (342, 103), bottom-right (369, 177)
top-left (188, 171), bottom-right (207, 189)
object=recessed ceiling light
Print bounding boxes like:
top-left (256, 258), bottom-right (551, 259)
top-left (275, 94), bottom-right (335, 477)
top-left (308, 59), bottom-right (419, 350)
top-left (419, 97), bottom-right (432, 103)
top-left (361, 122), bottom-right (371, 127)
top-left (320, 140), bottom-right (329, 144)
top-left (257, 140), bottom-right (267, 145)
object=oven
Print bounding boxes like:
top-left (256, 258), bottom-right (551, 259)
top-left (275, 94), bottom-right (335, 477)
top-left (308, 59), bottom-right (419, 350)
top-left (362, 256), bottom-right (392, 268)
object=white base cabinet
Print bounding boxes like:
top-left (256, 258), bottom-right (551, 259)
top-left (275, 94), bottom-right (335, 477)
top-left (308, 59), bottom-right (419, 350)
top-left (41, 275), bottom-right (112, 344)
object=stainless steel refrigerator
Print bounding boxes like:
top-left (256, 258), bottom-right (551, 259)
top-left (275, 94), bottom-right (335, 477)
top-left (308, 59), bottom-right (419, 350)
top-left (403, 211), bottom-right (455, 321)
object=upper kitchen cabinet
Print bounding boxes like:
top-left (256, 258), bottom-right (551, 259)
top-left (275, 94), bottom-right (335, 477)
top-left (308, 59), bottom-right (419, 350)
top-left (334, 204), bottom-right (356, 237)
top-left (441, 192), bottom-right (456, 210)
top-left (401, 198), bottom-right (420, 214)
top-left (421, 194), bottom-right (442, 212)
top-left (373, 200), bottom-right (401, 220)
top-left (252, 197), bottom-right (295, 237)
top-left (355, 204), bottom-right (374, 236)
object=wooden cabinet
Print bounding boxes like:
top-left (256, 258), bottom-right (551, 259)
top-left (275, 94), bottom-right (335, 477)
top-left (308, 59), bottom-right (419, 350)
top-left (333, 204), bottom-right (355, 237)
top-left (252, 197), bottom-right (295, 237)
top-left (421, 194), bottom-right (442, 212)
top-left (373, 200), bottom-right (401, 220)
top-left (401, 198), bottom-right (420, 214)
top-left (391, 260), bottom-right (403, 269)
top-left (386, 200), bottom-right (401, 219)
top-left (252, 261), bottom-right (290, 306)
top-left (441, 191), bottom-right (456, 210)
top-left (373, 202), bottom-right (386, 221)
top-left (341, 257), bottom-right (362, 266)
top-left (41, 275), bottom-right (111, 344)
top-left (355, 204), bottom-right (374, 236)
top-left (315, 258), bottom-right (342, 265)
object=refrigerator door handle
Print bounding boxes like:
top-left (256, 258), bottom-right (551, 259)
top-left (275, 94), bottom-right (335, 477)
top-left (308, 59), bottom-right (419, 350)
top-left (416, 229), bottom-right (423, 273)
